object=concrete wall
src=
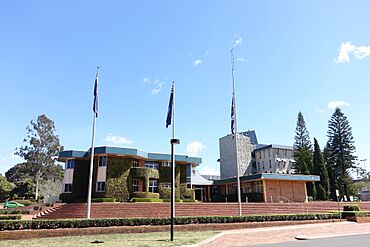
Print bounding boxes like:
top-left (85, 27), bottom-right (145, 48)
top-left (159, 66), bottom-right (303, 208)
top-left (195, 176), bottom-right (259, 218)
top-left (254, 147), bottom-right (294, 174)
top-left (219, 133), bottom-right (253, 179)
top-left (264, 179), bottom-right (307, 203)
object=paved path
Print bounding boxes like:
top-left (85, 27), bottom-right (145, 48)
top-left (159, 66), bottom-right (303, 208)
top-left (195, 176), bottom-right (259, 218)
top-left (199, 222), bottom-right (370, 247)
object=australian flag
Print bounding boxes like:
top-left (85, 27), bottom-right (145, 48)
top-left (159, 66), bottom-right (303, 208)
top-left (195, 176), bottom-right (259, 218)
top-left (231, 95), bottom-right (236, 135)
top-left (166, 82), bottom-right (174, 128)
top-left (93, 72), bottom-right (99, 118)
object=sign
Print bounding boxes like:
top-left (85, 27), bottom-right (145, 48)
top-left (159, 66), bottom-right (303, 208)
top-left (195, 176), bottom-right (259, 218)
top-left (335, 189), bottom-right (339, 197)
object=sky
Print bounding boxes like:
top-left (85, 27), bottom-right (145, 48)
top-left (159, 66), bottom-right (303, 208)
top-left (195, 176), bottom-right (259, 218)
top-left (1, 1), bottom-right (370, 177)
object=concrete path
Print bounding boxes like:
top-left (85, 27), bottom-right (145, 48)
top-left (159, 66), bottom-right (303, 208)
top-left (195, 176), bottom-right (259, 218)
top-left (198, 222), bottom-right (370, 247)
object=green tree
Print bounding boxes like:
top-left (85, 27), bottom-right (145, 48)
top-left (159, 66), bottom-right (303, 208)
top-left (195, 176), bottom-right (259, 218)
top-left (11, 178), bottom-right (35, 199)
top-left (313, 138), bottom-right (330, 200)
top-left (293, 112), bottom-right (313, 174)
top-left (15, 114), bottom-right (64, 200)
top-left (325, 108), bottom-right (357, 200)
top-left (0, 174), bottom-right (15, 201)
top-left (5, 162), bottom-right (32, 183)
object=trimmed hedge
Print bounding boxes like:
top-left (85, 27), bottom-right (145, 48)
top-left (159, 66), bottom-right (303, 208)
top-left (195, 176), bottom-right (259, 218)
top-left (131, 198), bottom-right (163, 202)
top-left (91, 198), bottom-right (116, 203)
top-left (132, 192), bottom-right (160, 199)
top-left (0, 210), bottom-right (31, 215)
top-left (0, 215), bottom-right (22, 221)
top-left (162, 199), bottom-right (183, 203)
top-left (342, 211), bottom-right (370, 217)
top-left (0, 213), bottom-right (340, 231)
top-left (343, 205), bottom-right (360, 211)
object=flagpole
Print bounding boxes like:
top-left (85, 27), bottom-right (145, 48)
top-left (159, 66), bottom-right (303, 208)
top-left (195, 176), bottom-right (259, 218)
top-left (87, 67), bottom-right (99, 219)
top-left (231, 49), bottom-right (242, 216)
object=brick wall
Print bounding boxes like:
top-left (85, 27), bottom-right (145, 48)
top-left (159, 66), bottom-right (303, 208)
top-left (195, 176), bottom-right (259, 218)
top-left (264, 180), bottom-right (307, 203)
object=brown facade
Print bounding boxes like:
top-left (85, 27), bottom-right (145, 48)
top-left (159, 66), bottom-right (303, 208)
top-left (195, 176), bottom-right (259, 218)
top-left (263, 180), bottom-right (307, 203)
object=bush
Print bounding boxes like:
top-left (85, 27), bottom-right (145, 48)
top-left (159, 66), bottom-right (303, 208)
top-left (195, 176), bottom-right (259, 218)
top-left (0, 209), bottom-right (30, 215)
top-left (0, 215), bottom-right (22, 220)
top-left (132, 192), bottom-right (160, 199)
top-left (162, 199), bottom-right (183, 203)
top-left (131, 198), bottom-right (163, 202)
top-left (0, 213), bottom-right (340, 231)
top-left (182, 199), bottom-right (197, 203)
top-left (14, 200), bottom-right (33, 206)
top-left (343, 205), bottom-right (360, 211)
top-left (59, 193), bottom-right (75, 203)
top-left (91, 198), bottom-right (116, 203)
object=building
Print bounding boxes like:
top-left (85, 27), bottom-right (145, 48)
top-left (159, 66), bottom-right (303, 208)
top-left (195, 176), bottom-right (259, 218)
top-left (58, 146), bottom-right (201, 202)
top-left (254, 144), bottom-right (295, 174)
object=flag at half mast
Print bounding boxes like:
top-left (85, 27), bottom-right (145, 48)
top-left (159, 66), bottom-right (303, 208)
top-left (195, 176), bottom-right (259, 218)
top-left (93, 69), bottom-right (99, 118)
top-left (166, 82), bottom-right (174, 128)
top-left (231, 95), bottom-right (236, 135)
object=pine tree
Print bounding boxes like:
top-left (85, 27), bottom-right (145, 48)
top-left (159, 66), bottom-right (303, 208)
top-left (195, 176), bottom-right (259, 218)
top-left (293, 112), bottom-right (313, 174)
top-left (325, 108), bottom-right (356, 200)
top-left (313, 138), bottom-right (330, 200)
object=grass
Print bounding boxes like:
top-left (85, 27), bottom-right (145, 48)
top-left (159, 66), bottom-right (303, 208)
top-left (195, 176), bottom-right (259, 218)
top-left (0, 231), bottom-right (219, 247)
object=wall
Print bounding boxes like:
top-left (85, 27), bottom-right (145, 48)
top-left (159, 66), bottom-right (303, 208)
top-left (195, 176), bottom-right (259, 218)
top-left (264, 180), bottom-right (307, 203)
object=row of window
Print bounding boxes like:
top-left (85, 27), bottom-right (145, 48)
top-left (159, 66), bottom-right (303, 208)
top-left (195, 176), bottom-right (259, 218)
top-left (64, 181), bottom-right (106, 193)
top-left (66, 158), bottom-right (180, 170)
top-left (257, 149), bottom-right (292, 159)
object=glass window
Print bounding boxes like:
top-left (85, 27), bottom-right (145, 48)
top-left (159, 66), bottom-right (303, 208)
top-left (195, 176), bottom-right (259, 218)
top-left (133, 178), bottom-right (139, 192)
top-left (148, 179), bottom-right (158, 193)
top-left (161, 182), bottom-right (171, 188)
top-left (269, 160), bottom-right (272, 168)
top-left (132, 160), bottom-right (139, 168)
top-left (66, 159), bottom-right (75, 169)
top-left (145, 161), bottom-right (159, 169)
top-left (96, 181), bottom-right (106, 192)
top-left (64, 183), bottom-right (72, 193)
top-left (162, 162), bottom-right (171, 167)
top-left (99, 156), bottom-right (108, 167)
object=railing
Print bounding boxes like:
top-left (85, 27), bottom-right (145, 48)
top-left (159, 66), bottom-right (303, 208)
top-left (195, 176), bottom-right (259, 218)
top-left (277, 195), bottom-right (308, 214)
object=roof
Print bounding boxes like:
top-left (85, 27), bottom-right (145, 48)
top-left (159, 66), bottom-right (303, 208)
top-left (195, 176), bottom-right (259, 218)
top-left (214, 173), bottom-right (320, 185)
top-left (58, 146), bottom-right (202, 164)
top-left (253, 144), bottom-right (293, 152)
top-left (191, 169), bottom-right (214, 185)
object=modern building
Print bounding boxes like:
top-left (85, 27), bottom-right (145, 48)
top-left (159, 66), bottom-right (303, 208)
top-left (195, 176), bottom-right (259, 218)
top-left (59, 146), bottom-right (201, 202)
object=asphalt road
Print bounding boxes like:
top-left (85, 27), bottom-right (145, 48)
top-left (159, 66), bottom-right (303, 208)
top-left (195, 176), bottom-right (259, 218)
top-left (251, 234), bottom-right (370, 247)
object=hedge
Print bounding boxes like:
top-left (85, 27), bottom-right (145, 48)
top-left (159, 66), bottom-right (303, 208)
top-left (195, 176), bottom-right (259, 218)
top-left (342, 211), bottom-right (370, 217)
top-left (0, 215), bottom-right (22, 221)
top-left (0, 210), bottom-right (31, 215)
top-left (131, 198), bottom-right (163, 202)
top-left (132, 192), bottom-right (160, 199)
top-left (343, 205), bottom-right (360, 211)
top-left (0, 213), bottom-right (340, 231)
top-left (91, 198), bottom-right (116, 203)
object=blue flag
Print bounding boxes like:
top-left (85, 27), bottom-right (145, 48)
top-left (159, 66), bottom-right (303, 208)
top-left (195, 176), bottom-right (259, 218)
top-left (93, 72), bottom-right (99, 118)
top-left (231, 96), bottom-right (236, 135)
top-left (166, 82), bottom-right (174, 128)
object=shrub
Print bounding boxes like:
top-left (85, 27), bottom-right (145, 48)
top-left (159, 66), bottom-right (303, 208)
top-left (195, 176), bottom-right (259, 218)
top-left (343, 205), bottom-right (360, 211)
top-left (132, 192), bottom-right (160, 199)
top-left (182, 199), bottom-right (197, 203)
top-left (0, 213), bottom-right (340, 231)
top-left (162, 199), bottom-right (183, 203)
top-left (91, 198), bottom-right (116, 203)
top-left (14, 200), bottom-right (33, 206)
top-left (131, 198), bottom-right (163, 202)
top-left (0, 209), bottom-right (30, 215)
top-left (0, 215), bottom-right (22, 220)
top-left (59, 193), bottom-right (75, 203)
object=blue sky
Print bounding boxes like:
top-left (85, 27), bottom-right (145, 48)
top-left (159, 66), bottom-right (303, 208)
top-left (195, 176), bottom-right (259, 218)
top-left (1, 1), bottom-right (370, 176)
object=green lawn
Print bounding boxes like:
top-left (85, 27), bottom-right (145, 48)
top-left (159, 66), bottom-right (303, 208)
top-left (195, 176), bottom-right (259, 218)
top-left (0, 231), bottom-right (219, 247)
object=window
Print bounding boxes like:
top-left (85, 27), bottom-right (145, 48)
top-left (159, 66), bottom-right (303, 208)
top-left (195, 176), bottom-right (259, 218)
top-left (161, 182), bottom-right (171, 188)
top-left (162, 161), bottom-right (171, 167)
top-left (145, 161), bottom-right (159, 169)
top-left (64, 183), bottom-right (72, 193)
top-left (132, 160), bottom-right (139, 168)
top-left (148, 179), bottom-right (158, 193)
top-left (133, 178), bottom-right (139, 192)
top-left (99, 156), bottom-right (108, 167)
top-left (96, 181), bottom-right (106, 192)
top-left (66, 159), bottom-right (75, 169)
top-left (269, 160), bottom-right (272, 168)
top-left (268, 150), bottom-right (271, 157)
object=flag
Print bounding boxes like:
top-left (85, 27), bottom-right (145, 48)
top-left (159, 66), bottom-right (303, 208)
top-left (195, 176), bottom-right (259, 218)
top-left (93, 71), bottom-right (99, 118)
top-left (166, 82), bottom-right (174, 128)
top-left (231, 95), bottom-right (236, 135)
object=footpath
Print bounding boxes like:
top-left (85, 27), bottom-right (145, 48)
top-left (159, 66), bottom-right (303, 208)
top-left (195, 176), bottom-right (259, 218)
top-left (196, 221), bottom-right (370, 247)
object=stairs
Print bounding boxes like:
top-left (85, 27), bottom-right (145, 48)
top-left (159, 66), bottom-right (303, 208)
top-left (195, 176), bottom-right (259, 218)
top-left (36, 201), bottom-right (370, 220)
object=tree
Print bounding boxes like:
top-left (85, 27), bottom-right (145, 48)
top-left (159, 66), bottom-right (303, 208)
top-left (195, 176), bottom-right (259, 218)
top-left (293, 112), bottom-right (313, 174)
top-left (5, 162), bottom-right (32, 183)
top-left (15, 114), bottom-right (64, 200)
top-left (313, 138), bottom-right (330, 200)
top-left (325, 108), bottom-right (357, 200)
top-left (0, 174), bottom-right (15, 201)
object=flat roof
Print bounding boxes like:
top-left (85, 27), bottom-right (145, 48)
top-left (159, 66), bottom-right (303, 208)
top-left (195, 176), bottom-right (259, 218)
top-left (214, 173), bottom-right (320, 185)
top-left (59, 146), bottom-right (202, 164)
top-left (253, 144), bottom-right (293, 152)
